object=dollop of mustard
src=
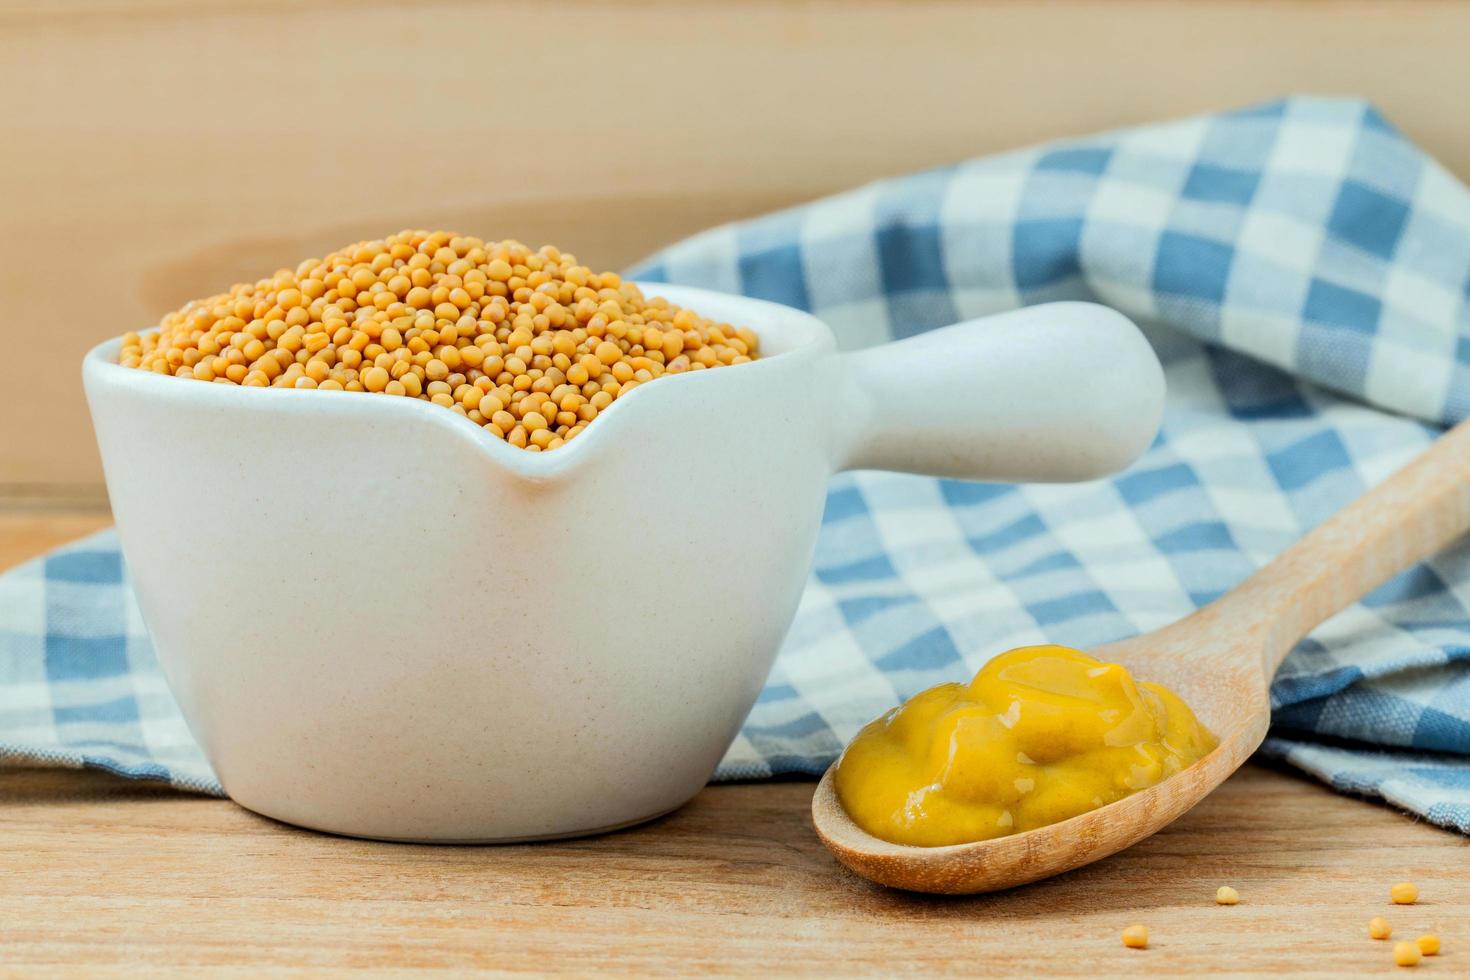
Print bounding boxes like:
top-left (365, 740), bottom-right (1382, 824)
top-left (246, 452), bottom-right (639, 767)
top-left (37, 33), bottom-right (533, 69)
top-left (833, 644), bottom-right (1217, 846)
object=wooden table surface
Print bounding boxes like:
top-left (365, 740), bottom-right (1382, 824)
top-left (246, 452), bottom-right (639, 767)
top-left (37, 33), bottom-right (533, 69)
top-left (3, 512), bottom-right (1467, 976)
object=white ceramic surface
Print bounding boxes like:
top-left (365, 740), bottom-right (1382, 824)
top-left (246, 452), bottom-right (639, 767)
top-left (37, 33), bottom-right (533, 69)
top-left (82, 286), bottom-right (1164, 842)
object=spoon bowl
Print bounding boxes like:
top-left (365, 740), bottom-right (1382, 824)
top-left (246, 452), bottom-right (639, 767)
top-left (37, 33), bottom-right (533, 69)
top-left (814, 420), bottom-right (1470, 892)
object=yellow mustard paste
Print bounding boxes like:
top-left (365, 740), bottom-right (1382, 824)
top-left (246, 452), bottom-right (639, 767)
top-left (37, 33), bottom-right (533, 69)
top-left (833, 644), bottom-right (1217, 846)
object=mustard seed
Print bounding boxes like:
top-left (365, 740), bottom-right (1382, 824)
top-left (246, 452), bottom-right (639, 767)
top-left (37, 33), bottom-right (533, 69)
top-left (125, 231), bottom-right (760, 451)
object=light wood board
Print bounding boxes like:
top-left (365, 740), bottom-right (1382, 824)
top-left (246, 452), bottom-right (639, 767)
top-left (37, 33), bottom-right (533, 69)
top-left (0, 766), bottom-right (1465, 976)
top-left (6, 0), bottom-right (1470, 500)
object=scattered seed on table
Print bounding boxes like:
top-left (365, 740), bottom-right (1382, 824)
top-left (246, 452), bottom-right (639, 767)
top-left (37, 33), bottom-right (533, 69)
top-left (1415, 934), bottom-right (1440, 956)
top-left (1393, 940), bottom-right (1422, 967)
top-left (1215, 885), bottom-right (1239, 905)
top-left (1391, 882), bottom-right (1419, 905)
top-left (1121, 925), bottom-right (1148, 949)
top-left (1369, 917), bottom-right (1393, 940)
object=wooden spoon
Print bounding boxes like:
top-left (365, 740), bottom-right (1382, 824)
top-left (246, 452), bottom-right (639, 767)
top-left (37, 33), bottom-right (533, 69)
top-left (813, 420), bottom-right (1470, 894)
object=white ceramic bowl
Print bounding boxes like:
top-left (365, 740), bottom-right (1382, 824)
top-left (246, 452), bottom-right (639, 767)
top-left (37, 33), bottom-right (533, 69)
top-left (83, 285), bottom-right (1164, 841)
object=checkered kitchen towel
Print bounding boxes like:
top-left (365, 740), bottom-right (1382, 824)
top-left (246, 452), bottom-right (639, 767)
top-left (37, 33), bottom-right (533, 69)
top-left (4, 97), bottom-right (1470, 832)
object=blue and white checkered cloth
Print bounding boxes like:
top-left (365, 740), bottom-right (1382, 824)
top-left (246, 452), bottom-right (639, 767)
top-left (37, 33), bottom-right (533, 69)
top-left (4, 96), bottom-right (1470, 832)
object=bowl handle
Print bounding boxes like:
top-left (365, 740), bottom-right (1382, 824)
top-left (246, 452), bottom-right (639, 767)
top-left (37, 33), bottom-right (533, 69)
top-left (832, 302), bottom-right (1164, 482)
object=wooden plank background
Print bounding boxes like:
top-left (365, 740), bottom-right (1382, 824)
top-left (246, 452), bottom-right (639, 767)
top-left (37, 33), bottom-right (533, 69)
top-left (4, 0), bottom-right (1470, 503)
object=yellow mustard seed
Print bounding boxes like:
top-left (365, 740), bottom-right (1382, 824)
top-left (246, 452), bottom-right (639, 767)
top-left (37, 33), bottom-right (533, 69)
top-left (1415, 934), bottom-right (1439, 956)
top-left (1121, 924), bottom-right (1148, 949)
top-left (124, 231), bottom-right (760, 451)
top-left (1391, 882), bottom-right (1418, 905)
top-left (1369, 917), bottom-right (1393, 940)
top-left (362, 366), bottom-right (390, 392)
top-left (1215, 886), bottom-right (1239, 905)
top-left (1393, 940), bottom-right (1421, 967)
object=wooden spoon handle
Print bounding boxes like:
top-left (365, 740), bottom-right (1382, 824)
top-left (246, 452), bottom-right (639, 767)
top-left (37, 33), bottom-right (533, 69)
top-left (1216, 419), bottom-right (1470, 675)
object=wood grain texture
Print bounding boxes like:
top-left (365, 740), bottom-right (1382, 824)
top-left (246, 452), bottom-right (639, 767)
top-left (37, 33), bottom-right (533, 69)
top-left (0, 766), bottom-right (1463, 976)
top-left (6, 0), bottom-right (1470, 499)
top-left (0, 510), bottom-right (113, 566)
